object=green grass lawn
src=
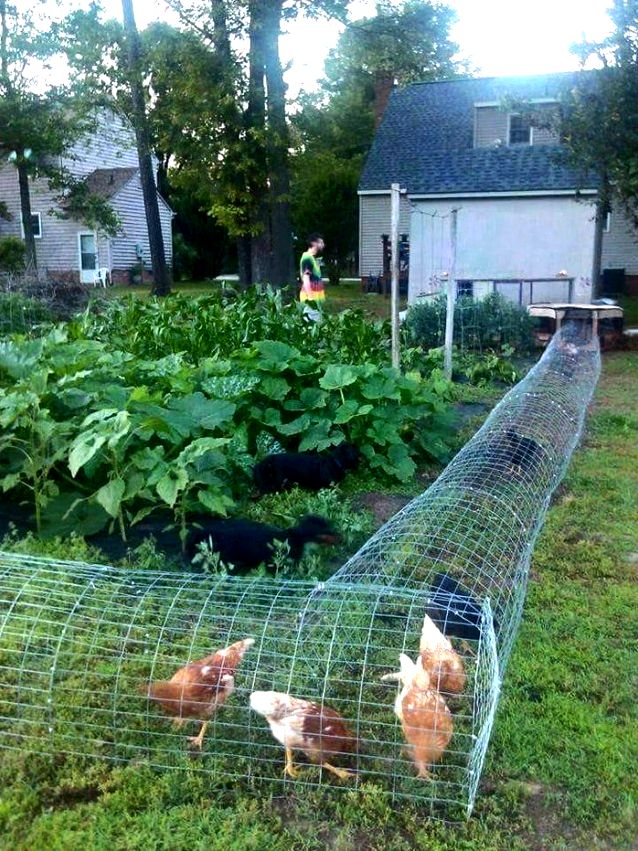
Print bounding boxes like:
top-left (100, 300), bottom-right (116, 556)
top-left (0, 351), bottom-right (636, 850)
top-left (618, 295), bottom-right (638, 327)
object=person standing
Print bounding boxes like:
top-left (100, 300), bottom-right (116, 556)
top-left (299, 233), bottom-right (325, 314)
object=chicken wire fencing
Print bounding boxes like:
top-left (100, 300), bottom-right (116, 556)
top-left (0, 555), bottom-right (497, 821)
top-left (320, 323), bottom-right (601, 668)
top-left (0, 324), bottom-right (599, 819)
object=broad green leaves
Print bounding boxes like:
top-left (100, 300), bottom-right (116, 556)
top-left (0, 294), bottom-right (455, 540)
top-left (96, 478), bottom-right (125, 517)
top-left (319, 364), bottom-right (359, 391)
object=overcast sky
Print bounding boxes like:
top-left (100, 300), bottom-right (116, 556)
top-left (87, 0), bottom-right (614, 95)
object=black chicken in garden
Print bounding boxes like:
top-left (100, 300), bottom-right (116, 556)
top-left (185, 515), bottom-right (339, 572)
top-left (253, 443), bottom-right (361, 495)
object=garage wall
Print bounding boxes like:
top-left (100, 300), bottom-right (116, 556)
top-left (408, 195), bottom-right (596, 304)
top-left (358, 193), bottom-right (411, 277)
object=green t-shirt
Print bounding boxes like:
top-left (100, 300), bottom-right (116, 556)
top-left (300, 251), bottom-right (322, 283)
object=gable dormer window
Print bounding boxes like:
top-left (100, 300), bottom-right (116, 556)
top-left (508, 114), bottom-right (532, 146)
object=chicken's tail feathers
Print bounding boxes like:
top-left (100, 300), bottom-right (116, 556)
top-left (420, 613), bottom-right (452, 653)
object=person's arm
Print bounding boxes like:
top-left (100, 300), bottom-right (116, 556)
top-left (300, 257), bottom-right (313, 289)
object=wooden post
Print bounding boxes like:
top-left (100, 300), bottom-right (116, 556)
top-left (592, 310), bottom-right (599, 339)
top-left (443, 209), bottom-right (458, 381)
top-left (390, 183), bottom-right (401, 369)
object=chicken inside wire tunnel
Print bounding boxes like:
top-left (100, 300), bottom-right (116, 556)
top-left (0, 556), bottom-right (498, 820)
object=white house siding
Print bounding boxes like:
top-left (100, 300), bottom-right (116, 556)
top-left (474, 105), bottom-right (560, 148)
top-left (358, 193), bottom-right (411, 276)
top-left (0, 167), bottom-right (21, 240)
top-left (109, 172), bottom-right (173, 275)
top-left (474, 107), bottom-right (508, 148)
top-left (0, 108), bottom-right (172, 282)
top-left (601, 204), bottom-right (638, 276)
top-left (0, 169), bottom-right (92, 276)
top-left (408, 196), bottom-right (596, 304)
top-left (60, 111), bottom-right (139, 179)
top-left (531, 125), bottom-right (560, 145)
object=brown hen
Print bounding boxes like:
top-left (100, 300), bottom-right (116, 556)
top-left (141, 637), bottom-right (254, 748)
top-left (382, 653), bottom-right (454, 779)
top-left (419, 613), bottom-right (467, 696)
top-left (249, 690), bottom-right (357, 780)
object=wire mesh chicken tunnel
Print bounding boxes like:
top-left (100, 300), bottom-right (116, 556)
top-left (322, 323), bottom-right (601, 667)
top-left (0, 325), bottom-right (600, 819)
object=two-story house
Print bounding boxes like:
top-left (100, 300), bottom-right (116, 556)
top-left (359, 72), bottom-right (638, 303)
top-left (0, 108), bottom-right (173, 284)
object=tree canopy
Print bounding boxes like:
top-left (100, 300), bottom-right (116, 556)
top-left (560, 0), bottom-right (638, 220)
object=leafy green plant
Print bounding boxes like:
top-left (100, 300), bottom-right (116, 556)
top-left (405, 293), bottom-right (535, 354)
top-left (0, 296), bottom-right (456, 543)
top-left (0, 371), bottom-right (74, 532)
top-left (0, 236), bottom-right (25, 272)
top-left (461, 348), bottom-right (522, 386)
top-left (79, 288), bottom-right (392, 367)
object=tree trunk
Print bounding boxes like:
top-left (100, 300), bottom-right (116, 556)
top-left (246, 1), bottom-right (270, 285)
top-left (211, 0), bottom-right (254, 287)
top-left (0, 0), bottom-right (8, 86)
top-left (263, 0), bottom-right (294, 288)
top-left (237, 236), bottom-right (252, 288)
top-left (17, 161), bottom-right (37, 273)
top-left (121, 0), bottom-right (171, 296)
top-left (210, 0), bottom-right (233, 66)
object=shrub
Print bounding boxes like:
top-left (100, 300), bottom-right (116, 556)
top-left (405, 292), bottom-right (535, 353)
top-left (0, 236), bottom-right (25, 273)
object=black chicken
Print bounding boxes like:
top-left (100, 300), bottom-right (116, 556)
top-left (185, 515), bottom-right (339, 572)
top-left (426, 572), bottom-right (486, 642)
top-left (486, 429), bottom-right (545, 477)
top-left (253, 443), bottom-right (360, 495)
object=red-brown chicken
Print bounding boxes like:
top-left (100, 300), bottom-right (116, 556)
top-left (141, 637), bottom-right (255, 749)
top-left (382, 653), bottom-right (454, 779)
top-left (419, 613), bottom-right (467, 696)
top-left (249, 690), bottom-right (357, 780)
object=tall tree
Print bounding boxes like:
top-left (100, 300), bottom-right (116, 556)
top-left (121, 0), bottom-right (171, 296)
top-left (246, 0), bottom-right (270, 284)
top-left (291, 0), bottom-right (462, 278)
top-left (264, 0), bottom-right (294, 286)
top-left (553, 1), bottom-right (638, 290)
top-left (166, 0), bottom-right (351, 286)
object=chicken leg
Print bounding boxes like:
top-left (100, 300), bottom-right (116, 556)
top-left (416, 763), bottom-right (433, 780)
top-left (320, 762), bottom-right (355, 780)
top-left (284, 745), bottom-right (300, 779)
top-left (188, 720), bottom-right (209, 750)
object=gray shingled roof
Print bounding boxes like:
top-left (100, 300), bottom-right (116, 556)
top-left (85, 167), bottom-right (138, 198)
top-left (359, 72), bottom-right (596, 195)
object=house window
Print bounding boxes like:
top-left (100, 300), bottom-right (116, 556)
top-left (457, 280), bottom-right (474, 298)
top-left (508, 114), bottom-right (532, 146)
top-left (20, 212), bottom-right (42, 239)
